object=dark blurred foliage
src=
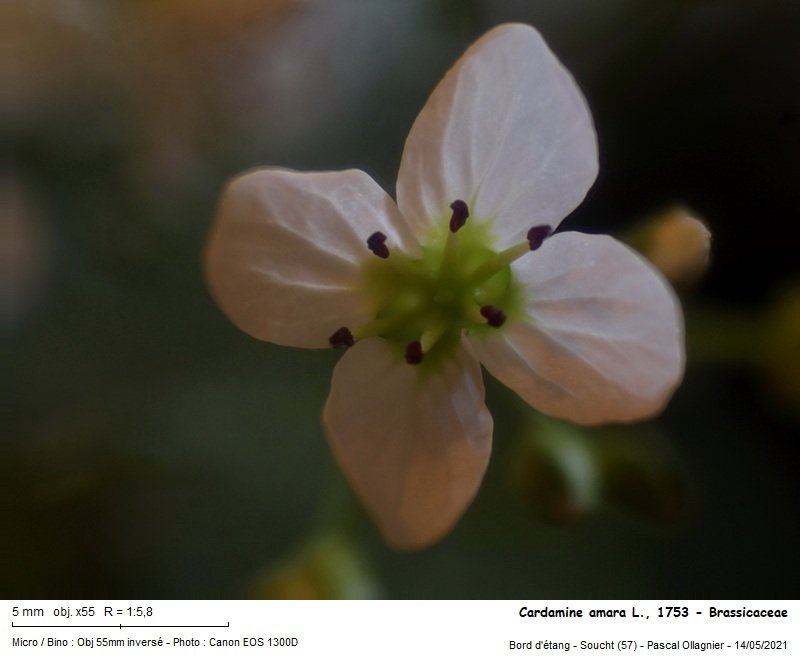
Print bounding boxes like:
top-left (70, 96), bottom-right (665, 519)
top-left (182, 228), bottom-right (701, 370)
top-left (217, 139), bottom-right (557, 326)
top-left (4, 0), bottom-right (799, 598)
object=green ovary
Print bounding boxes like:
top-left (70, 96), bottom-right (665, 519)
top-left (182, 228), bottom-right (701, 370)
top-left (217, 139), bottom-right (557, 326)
top-left (359, 218), bottom-right (525, 367)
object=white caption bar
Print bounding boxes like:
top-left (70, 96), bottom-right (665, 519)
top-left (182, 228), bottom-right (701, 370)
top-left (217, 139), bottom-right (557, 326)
top-left (4, 600), bottom-right (796, 659)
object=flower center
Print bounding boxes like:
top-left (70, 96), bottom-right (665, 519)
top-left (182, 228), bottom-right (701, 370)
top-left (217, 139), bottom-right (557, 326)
top-left (330, 201), bottom-right (551, 368)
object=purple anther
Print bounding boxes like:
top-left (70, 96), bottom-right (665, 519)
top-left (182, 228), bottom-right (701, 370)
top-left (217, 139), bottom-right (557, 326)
top-left (367, 231), bottom-right (390, 259)
top-left (449, 200), bottom-right (469, 233)
top-left (328, 326), bottom-right (354, 349)
top-left (405, 340), bottom-right (424, 365)
top-left (480, 305), bottom-right (507, 328)
top-left (527, 225), bottom-right (553, 251)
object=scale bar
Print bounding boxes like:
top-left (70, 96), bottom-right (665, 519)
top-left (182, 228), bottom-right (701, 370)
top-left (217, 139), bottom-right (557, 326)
top-left (11, 623), bottom-right (230, 629)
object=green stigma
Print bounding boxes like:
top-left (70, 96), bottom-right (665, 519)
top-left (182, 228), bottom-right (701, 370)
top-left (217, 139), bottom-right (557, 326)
top-left (331, 200), bottom-right (544, 372)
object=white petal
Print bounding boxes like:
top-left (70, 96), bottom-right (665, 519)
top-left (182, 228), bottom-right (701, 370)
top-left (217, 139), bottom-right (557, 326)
top-left (205, 168), bottom-right (417, 348)
top-left (469, 232), bottom-right (685, 424)
top-left (323, 338), bottom-right (492, 550)
top-left (396, 23), bottom-right (598, 247)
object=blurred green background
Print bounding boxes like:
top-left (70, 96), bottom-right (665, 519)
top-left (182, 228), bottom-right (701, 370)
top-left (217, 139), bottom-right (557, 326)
top-left (5, 0), bottom-right (799, 598)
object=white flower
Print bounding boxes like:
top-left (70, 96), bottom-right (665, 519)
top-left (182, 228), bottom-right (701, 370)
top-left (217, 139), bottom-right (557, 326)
top-left (205, 24), bottom-right (684, 550)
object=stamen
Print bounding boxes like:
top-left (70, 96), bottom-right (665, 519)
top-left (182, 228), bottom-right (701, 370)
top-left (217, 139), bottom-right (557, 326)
top-left (480, 305), bottom-right (507, 328)
top-left (328, 326), bottom-right (354, 348)
top-left (467, 241), bottom-right (529, 285)
top-left (527, 225), bottom-right (553, 251)
top-left (449, 200), bottom-right (469, 233)
top-left (442, 201), bottom-right (468, 274)
top-left (420, 322), bottom-right (447, 353)
top-left (353, 309), bottom-right (422, 341)
top-left (405, 340), bottom-right (424, 364)
top-left (367, 231), bottom-right (390, 259)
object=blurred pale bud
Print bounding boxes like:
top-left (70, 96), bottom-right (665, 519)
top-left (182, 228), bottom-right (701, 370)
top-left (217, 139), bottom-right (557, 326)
top-left (138, 0), bottom-right (299, 40)
top-left (1, 177), bottom-right (51, 330)
top-left (2, 1), bottom-right (116, 127)
top-left (511, 417), bottom-right (601, 523)
top-left (250, 534), bottom-right (380, 599)
top-left (593, 426), bottom-right (688, 525)
top-left (761, 281), bottom-right (800, 412)
top-left (628, 207), bottom-right (712, 287)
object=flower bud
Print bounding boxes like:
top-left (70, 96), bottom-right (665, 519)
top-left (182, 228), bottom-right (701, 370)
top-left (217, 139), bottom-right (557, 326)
top-left (628, 207), bottom-right (711, 288)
